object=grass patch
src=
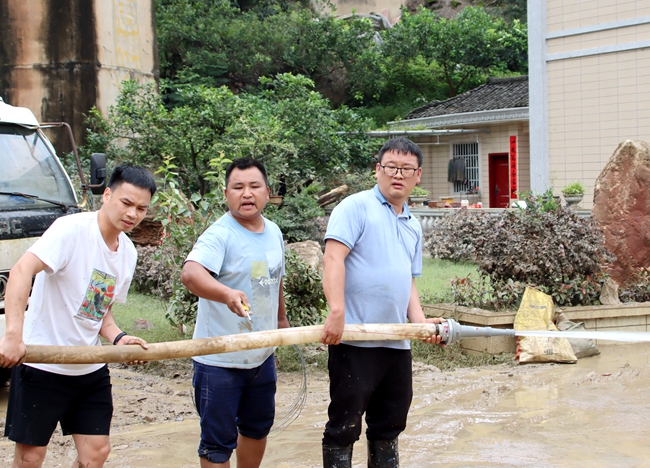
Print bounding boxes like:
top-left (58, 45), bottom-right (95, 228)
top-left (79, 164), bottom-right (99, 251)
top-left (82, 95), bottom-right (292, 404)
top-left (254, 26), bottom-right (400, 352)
top-left (275, 343), bottom-right (328, 373)
top-left (411, 340), bottom-right (514, 370)
top-left (415, 257), bottom-right (478, 304)
top-left (111, 291), bottom-right (193, 343)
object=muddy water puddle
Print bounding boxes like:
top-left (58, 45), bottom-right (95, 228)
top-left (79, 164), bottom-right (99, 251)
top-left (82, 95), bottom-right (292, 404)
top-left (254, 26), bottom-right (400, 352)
top-left (1, 343), bottom-right (650, 467)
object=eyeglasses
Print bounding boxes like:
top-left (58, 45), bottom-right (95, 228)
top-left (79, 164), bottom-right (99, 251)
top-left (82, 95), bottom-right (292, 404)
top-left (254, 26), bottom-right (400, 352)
top-left (379, 164), bottom-right (419, 178)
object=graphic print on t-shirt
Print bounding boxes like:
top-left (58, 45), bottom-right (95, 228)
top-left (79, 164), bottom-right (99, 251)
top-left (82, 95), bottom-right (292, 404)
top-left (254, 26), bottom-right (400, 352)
top-left (242, 258), bottom-right (282, 331)
top-left (77, 269), bottom-right (116, 321)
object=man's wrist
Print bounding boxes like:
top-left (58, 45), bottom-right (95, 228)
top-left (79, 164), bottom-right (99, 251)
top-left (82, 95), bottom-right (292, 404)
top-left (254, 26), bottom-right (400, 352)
top-left (113, 331), bottom-right (128, 346)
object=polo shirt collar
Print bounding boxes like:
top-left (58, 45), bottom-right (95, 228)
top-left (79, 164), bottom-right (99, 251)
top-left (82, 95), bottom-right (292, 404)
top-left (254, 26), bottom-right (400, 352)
top-left (373, 185), bottom-right (412, 219)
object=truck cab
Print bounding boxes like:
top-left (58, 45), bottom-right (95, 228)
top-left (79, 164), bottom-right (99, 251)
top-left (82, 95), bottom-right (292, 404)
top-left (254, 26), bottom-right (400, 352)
top-left (0, 98), bottom-right (105, 382)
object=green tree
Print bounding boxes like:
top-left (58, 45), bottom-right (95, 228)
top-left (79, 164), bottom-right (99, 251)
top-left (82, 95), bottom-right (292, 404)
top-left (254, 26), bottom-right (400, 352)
top-left (156, 0), bottom-right (380, 106)
top-left (383, 7), bottom-right (527, 97)
top-left (88, 75), bottom-right (376, 197)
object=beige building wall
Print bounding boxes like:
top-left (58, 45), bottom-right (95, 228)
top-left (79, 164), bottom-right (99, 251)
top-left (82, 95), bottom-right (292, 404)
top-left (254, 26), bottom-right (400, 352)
top-left (529, 0), bottom-right (650, 209)
top-left (415, 122), bottom-right (530, 207)
top-left (95, 0), bottom-right (158, 117)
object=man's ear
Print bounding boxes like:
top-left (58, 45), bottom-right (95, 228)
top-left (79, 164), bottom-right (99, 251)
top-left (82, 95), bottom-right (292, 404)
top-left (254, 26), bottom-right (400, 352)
top-left (102, 187), bottom-right (112, 204)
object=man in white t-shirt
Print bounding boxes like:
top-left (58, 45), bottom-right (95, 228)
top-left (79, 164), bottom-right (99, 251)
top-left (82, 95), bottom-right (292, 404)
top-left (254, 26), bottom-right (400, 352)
top-left (181, 158), bottom-right (288, 468)
top-left (0, 164), bottom-right (156, 468)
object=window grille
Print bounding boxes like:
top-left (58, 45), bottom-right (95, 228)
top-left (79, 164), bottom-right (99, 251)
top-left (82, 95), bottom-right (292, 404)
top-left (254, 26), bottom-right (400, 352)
top-left (452, 142), bottom-right (479, 193)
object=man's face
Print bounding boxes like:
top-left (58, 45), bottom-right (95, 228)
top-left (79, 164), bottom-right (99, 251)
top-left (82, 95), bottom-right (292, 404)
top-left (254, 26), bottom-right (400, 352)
top-left (101, 182), bottom-right (152, 233)
top-left (225, 167), bottom-right (270, 221)
top-left (375, 150), bottom-right (422, 206)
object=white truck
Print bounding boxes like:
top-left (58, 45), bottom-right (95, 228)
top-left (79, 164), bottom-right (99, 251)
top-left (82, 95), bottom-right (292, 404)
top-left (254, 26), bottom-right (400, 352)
top-left (0, 97), bottom-right (106, 383)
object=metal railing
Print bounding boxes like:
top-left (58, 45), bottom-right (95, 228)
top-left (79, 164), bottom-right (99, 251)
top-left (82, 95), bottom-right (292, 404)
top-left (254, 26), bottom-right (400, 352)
top-left (410, 206), bottom-right (592, 231)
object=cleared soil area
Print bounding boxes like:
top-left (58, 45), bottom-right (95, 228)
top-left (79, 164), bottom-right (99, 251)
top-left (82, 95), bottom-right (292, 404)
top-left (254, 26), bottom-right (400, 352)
top-left (1, 342), bottom-right (650, 467)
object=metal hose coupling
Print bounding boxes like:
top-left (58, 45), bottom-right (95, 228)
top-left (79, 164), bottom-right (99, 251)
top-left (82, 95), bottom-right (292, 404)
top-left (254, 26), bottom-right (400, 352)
top-left (435, 319), bottom-right (516, 345)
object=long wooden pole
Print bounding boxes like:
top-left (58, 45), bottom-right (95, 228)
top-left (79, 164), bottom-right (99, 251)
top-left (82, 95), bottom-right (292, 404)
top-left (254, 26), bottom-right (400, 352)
top-left (23, 324), bottom-right (439, 365)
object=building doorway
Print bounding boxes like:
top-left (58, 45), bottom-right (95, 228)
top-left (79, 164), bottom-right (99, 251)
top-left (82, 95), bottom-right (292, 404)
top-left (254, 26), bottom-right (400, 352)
top-left (489, 153), bottom-right (510, 208)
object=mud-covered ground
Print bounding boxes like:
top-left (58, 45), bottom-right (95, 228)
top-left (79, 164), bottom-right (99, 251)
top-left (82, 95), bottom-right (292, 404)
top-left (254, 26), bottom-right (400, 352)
top-left (2, 343), bottom-right (650, 467)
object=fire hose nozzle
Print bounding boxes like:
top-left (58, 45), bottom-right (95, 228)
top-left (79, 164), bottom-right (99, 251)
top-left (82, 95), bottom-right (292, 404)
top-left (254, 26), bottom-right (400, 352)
top-left (435, 318), bottom-right (516, 345)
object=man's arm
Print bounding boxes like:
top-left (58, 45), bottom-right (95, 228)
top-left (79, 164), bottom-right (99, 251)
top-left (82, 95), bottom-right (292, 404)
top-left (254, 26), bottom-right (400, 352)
top-left (277, 279), bottom-right (289, 329)
top-left (181, 260), bottom-right (251, 318)
top-left (320, 239), bottom-right (350, 345)
top-left (0, 252), bottom-right (47, 366)
top-left (99, 306), bottom-right (148, 349)
top-left (406, 278), bottom-right (444, 345)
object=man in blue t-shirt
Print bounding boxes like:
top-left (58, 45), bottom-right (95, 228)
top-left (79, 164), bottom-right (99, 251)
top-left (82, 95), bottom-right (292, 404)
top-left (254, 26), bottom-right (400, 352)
top-left (320, 137), bottom-right (445, 468)
top-left (181, 158), bottom-right (288, 468)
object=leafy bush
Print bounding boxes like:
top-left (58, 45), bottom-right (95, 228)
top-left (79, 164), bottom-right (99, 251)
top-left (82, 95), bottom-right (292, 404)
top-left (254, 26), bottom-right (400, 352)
top-left (562, 181), bottom-right (584, 195)
top-left (133, 245), bottom-right (174, 299)
top-left (436, 193), bottom-right (613, 310)
top-left (137, 156), bottom-right (227, 330)
top-left (619, 268), bottom-right (650, 303)
top-left (410, 186), bottom-right (429, 197)
top-left (424, 208), bottom-right (493, 262)
top-left (283, 249), bottom-right (327, 327)
top-left (264, 186), bottom-right (325, 243)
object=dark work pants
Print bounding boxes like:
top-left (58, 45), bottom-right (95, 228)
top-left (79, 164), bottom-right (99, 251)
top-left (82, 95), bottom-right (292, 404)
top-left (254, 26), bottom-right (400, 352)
top-left (322, 344), bottom-right (413, 447)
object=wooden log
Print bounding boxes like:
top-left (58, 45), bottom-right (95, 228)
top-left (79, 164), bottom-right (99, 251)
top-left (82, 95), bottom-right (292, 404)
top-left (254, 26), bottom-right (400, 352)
top-left (317, 185), bottom-right (348, 207)
top-left (24, 324), bottom-right (439, 365)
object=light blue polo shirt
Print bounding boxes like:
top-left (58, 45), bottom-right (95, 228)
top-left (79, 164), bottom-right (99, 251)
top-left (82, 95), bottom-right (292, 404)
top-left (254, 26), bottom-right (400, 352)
top-left (324, 185), bottom-right (422, 349)
top-left (186, 213), bottom-right (284, 368)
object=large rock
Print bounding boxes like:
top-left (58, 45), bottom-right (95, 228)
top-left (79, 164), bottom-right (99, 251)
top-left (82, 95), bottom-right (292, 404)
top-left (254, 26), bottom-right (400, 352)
top-left (286, 240), bottom-right (323, 276)
top-left (593, 140), bottom-right (650, 285)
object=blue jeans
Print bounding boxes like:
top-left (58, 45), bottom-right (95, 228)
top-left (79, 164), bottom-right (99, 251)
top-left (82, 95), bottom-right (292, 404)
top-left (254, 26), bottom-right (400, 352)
top-left (192, 356), bottom-right (276, 464)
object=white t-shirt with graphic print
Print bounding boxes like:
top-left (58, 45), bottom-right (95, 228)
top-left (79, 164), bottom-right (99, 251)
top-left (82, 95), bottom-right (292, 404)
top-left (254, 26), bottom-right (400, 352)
top-left (23, 211), bottom-right (137, 376)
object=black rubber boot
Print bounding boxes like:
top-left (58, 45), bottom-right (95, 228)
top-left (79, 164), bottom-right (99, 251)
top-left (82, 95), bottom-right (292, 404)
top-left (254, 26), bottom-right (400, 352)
top-left (367, 438), bottom-right (399, 468)
top-left (322, 444), bottom-right (353, 468)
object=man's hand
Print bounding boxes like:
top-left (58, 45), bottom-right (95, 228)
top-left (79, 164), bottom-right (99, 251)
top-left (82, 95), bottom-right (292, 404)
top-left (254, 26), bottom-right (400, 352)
top-left (320, 312), bottom-right (345, 345)
top-left (224, 289), bottom-right (252, 319)
top-left (422, 317), bottom-right (446, 346)
top-left (115, 334), bottom-right (149, 365)
top-left (0, 336), bottom-right (26, 368)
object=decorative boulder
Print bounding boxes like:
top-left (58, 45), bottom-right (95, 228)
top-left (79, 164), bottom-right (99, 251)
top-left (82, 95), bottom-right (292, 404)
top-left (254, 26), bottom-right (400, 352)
top-left (286, 240), bottom-right (323, 276)
top-left (593, 140), bottom-right (650, 285)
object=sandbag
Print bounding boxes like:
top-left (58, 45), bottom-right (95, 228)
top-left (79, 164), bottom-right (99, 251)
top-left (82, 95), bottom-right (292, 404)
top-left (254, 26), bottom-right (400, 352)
top-left (514, 287), bottom-right (577, 364)
top-left (556, 312), bottom-right (600, 358)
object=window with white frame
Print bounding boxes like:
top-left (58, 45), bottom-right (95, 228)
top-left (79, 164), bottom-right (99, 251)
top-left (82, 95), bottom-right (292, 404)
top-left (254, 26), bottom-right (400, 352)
top-left (452, 142), bottom-right (480, 193)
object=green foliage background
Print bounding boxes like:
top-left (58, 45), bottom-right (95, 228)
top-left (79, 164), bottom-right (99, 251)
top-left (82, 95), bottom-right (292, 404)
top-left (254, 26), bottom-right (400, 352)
top-left (155, 0), bottom-right (528, 126)
top-left (83, 0), bottom-right (530, 326)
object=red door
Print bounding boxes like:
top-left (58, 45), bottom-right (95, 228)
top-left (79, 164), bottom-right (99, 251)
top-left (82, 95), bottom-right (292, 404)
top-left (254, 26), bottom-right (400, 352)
top-left (489, 153), bottom-right (510, 208)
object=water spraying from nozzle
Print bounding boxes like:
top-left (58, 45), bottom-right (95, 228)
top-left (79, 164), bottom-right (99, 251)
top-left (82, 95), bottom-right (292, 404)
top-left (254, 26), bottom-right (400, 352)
top-left (436, 319), bottom-right (516, 345)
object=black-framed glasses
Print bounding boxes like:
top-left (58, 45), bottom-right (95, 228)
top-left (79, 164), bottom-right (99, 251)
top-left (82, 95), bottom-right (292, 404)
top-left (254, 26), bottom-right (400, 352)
top-left (379, 164), bottom-right (419, 178)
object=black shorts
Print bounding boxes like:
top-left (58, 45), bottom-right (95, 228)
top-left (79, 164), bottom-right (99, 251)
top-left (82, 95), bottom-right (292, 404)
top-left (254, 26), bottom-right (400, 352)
top-left (5, 364), bottom-right (113, 446)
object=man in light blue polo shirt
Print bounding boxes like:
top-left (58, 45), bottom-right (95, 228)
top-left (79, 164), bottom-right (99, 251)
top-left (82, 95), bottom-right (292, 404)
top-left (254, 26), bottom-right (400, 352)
top-left (320, 137), bottom-right (445, 468)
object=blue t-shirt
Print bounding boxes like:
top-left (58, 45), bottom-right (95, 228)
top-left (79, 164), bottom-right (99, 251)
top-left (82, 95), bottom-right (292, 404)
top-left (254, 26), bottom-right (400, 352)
top-left (325, 185), bottom-right (422, 350)
top-left (186, 213), bottom-right (285, 368)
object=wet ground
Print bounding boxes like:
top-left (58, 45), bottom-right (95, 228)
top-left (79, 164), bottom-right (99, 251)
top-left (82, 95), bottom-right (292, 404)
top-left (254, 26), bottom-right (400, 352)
top-left (2, 342), bottom-right (650, 467)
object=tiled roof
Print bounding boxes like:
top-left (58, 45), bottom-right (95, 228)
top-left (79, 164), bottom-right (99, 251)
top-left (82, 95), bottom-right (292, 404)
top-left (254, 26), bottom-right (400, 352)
top-left (405, 76), bottom-right (528, 120)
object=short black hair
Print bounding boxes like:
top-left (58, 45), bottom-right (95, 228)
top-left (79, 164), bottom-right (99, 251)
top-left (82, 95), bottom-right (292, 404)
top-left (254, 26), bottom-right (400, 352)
top-left (225, 158), bottom-right (269, 187)
top-left (377, 137), bottom-right (423, 167)
top-left (108, 164), bottom-right (157, 196)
